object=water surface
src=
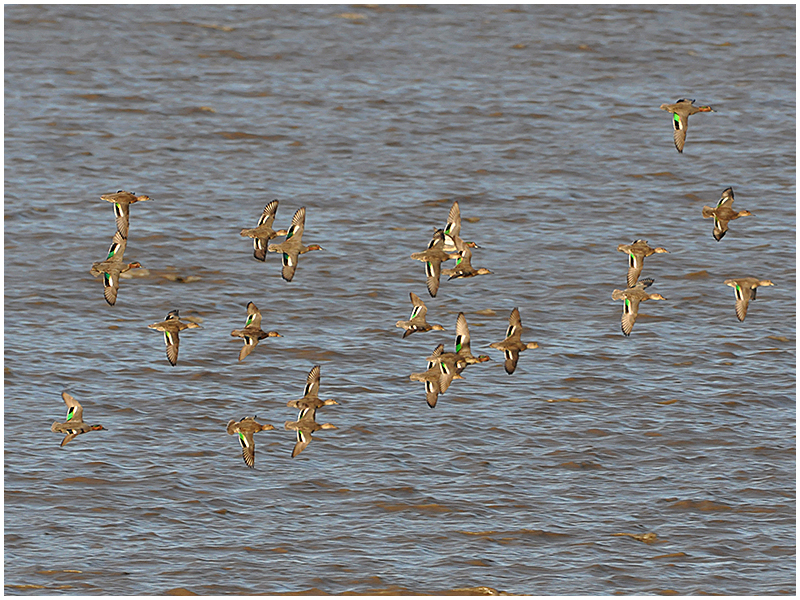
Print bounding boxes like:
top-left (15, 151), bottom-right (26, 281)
top-left (4, 4), bottom-right (795, 595)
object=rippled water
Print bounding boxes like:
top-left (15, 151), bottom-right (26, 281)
top-left (4, 4), bottom-right (796, 595)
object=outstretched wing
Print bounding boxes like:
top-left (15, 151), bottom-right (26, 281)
top-left (304, 365), bottom-right (321, 398)
top-left (61, 392), bottom-right (84, 423)
top-left (60, 431), bottom-right (80, 447)
top-left (626, 252), bottom-right (643, 288)
top-left (102, 269), bottom-right (121, 306)
top-left (244, 302), bottom-right (262, 330)
top-left (732, 283), bottom-right (751, 322)
top-left (425, 378), bottom-right (439, 409)
top-left (112, 201), bottom-right (131, 239)
top-left (253, 237), bottom-right (268, 261)
top-left (455, 312), bottom-right (471, 356)
top-left (409, 291), bottom-right (427, 320)
top-left (717, 188), bottom-right (734, 209)
top-left (238, 336), bottom-right (259, 361)
top-left (164, 330), bottom-right (180, 366)
top-left (505, 307), bottom-right (522, 341)
top-left (620, 296), bottom-right (641, 336)
top-left (672, 112), bottom-right (688, 153)
top-left (285, 206), bottom-right (306, 241)
top-left (105, 231), bottom-right (127, 262)
top-left (425, 259), bottom-right (442, 298)
top-left (281, 249), bottom-right (301, 282)
top-left (503, 348), bottom-right (520, 375)
top-left (237, 431), bottom-right (256, 468)
top-left (257, 200), bottom-right (279, 228)
top-left (443, 201), bottom-right (461, 250)
top-left (292, 429), bottom-right (311, 458)
top-left (712, 218), bottom-right (729, 242)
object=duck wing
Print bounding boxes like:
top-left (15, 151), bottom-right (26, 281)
top-left (105, 230), bottom-right (127, 262)
top-left (717, 187), bottom-right (735, 209)
top-left (257, 200), bottom-right (279, 228)
top-left (163, 329), bottom-right (180, 366)
top-left (502, 347), bottom-right (520, 375)
top-left (424, 258), bottom-right (442, 298)
top-left (409, 291), bottom-right (427, 321)
top-left (712, 217), bottom-right (729, 241)
top-left (244, 302), bottom-right (262, 330)
top-left (101, 266), bottom-right (122, 306)
top-left (443, 201), bottom-right (461, 250)
top-left (113, 201), bottom-right (131, 239)
top-left (620, 295), bottom-right (642, 336)
top-left (61, 392), bottom-right (84, 422)
top-left (671, 111), bottom-right (689, 153)
top-left (292, 429), bottom-right (311, 458)
top-left (285, 206), bottom-right (306, 242)
top-left (60, 431), bottom-right (80, 447)
top-left (455, 312), bottom-right (471, 356)
top-left (505, 307), bottom-right (523, 341)
top-left (303, 365), bottom-right (321, 398)
top-left (425, 377), bottom-right (440, 408)
top-left (437, 359), bottom-right (459, 392)
top-left (238, 335), bottom-right (259, 361)
top-left (281, 247), bottom-right (301, 282)
top-left (728, 281), bottom-right (752, 322)
top-left (253, 237), bottom-right (268, 261)
top-left (236, 430), bottom-right (256, 468)
top-left (625, 251), bottom-right (644, 288)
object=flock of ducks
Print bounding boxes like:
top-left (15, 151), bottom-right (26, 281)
top-left (403, 201), bottom-right (540, 408)
top-left (52, 98), bottom-right (777, 466)
top-left (57, 193), bottom-right (336, 466)
top-left (606, 99), bottom-right (775, 335)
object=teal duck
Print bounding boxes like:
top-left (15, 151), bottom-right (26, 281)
top-left (443, 246), bottom-right (492, 280)
top-left (410, 228), bottom-right (451, 297)
top-left (266, 206), bottom-right (323, 282)
top-left (410, 344), bottom-right (465, 407)
top-left (284, 407), bottom-right (337, 458)
top-left (100, 190), bottom-right (151, 239)
top-left (227, 416), bottom-right (275, 468)
top-left (148, 309), bottom-right (201, 366)
top-left (489, 307), bottom-right (539, 374)
top-left (230, 301), bottom-right (282, 361)
top-left (240, 200), bottom-right (289, 261)
top-left (89, 230), bottom-right (143, 305)
top-left (442, 200), bottom-right (479, 253)
top-left (424, 344), bottom-right (467, 392)
top-left (724, 277), bottom-right (774, 322)
top-left (51, 392), bottom-right (105, 447)
top-left (287, 365), bottom-right (339, 410)
top-left (396, 291), bottom-right (445, 338)
top-left (659, 98), bottom-right (715, 153)
top-left (616, 239), bottom-right (669, 288)
top-left (702, 187), bottom-right (753, 241)
top-left (611, 277), bottom-right (666, 336)
top-left (455, 312), bottom-right (490, 366)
